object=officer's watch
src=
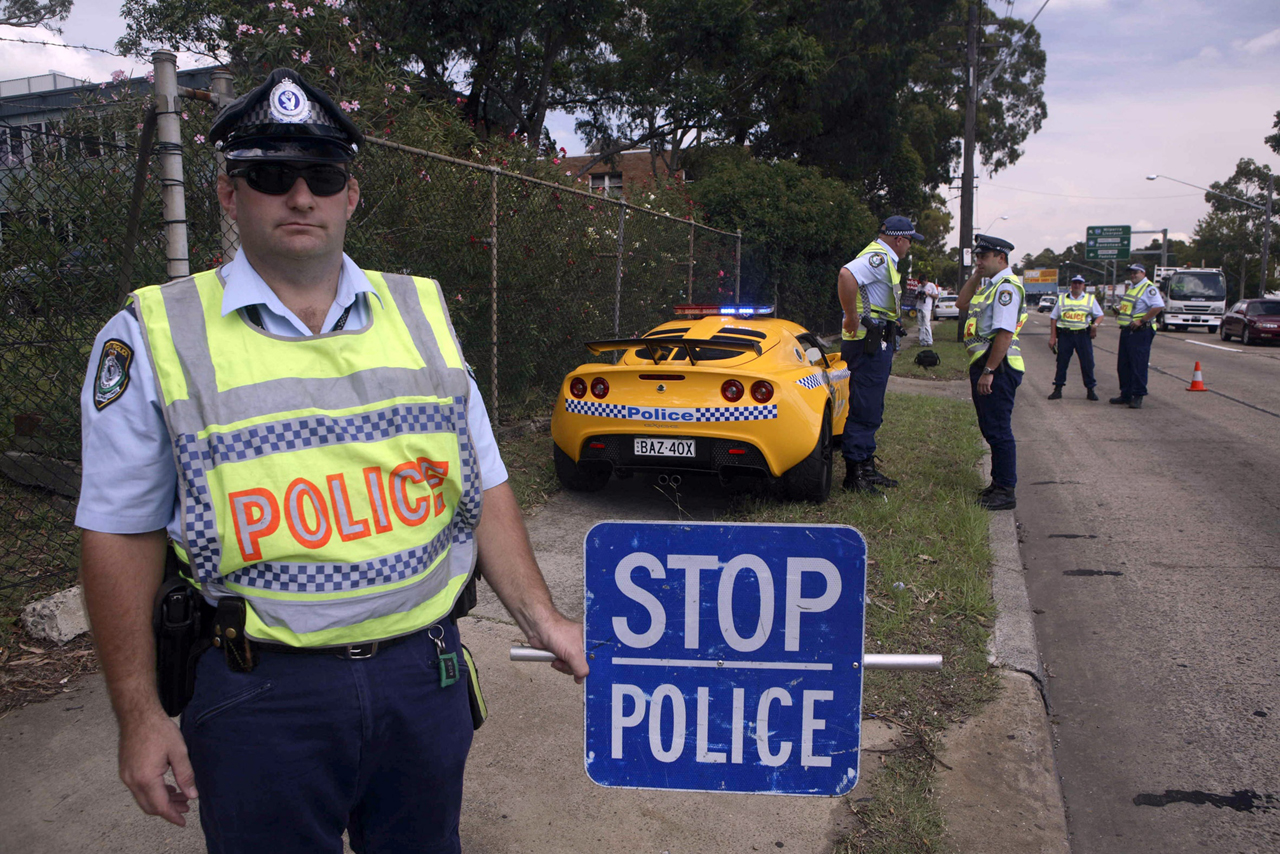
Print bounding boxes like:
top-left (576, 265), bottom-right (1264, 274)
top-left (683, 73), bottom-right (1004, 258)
top-left (982, 366), bottom-right (996, 376)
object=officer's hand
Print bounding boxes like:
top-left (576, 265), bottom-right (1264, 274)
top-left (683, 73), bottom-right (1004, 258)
top-left (977, 373), bottom-right (994, 396)
top-left (842, 315), bottom-right (857, 334)
top-left (118, 709), bottom-right (197, 826)
top-left (1047, 339), bottom-right (1056, 351)
top-left (528, 613), bottom-right (590, 684)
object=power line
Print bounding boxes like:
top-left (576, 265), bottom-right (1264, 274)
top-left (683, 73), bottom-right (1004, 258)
top-left (978, 182), bottom-right (1202, 201)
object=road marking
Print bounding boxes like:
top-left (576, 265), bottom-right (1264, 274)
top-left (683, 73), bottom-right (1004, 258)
top-left (1183, 339), bottom-right (1240, 353)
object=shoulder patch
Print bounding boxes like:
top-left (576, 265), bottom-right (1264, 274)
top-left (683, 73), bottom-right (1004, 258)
top-left (868, 253), bottom-right (885, 268)
top-left (93, 339), bottom-right (133, 411)
top-left (1147, 287), bottom-right (1157, 297)
top-left (998, 290), bottom-right (1014, 306)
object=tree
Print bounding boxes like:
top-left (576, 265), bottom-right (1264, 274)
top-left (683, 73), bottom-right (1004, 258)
top-left (1191, 158), bottom-right (1278, 298)
top-left (1266, 109), bottom-right (1280, 156)
top-left (1, 0), bottom-right (72, 29)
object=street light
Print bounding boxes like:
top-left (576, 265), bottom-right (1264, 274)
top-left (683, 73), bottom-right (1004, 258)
top-left (982, 214), bottom-right (1010, 232)
top-left (1148, 173), bottom-right (1274, 295)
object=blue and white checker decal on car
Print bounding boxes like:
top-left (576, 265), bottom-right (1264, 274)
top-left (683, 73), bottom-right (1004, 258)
top-left (564, 398), bottom-right (777, 422)
top-left (795, 372), bottom-right (826, 390)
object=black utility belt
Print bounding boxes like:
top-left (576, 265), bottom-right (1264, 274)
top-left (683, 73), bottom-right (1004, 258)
top-left (252, 633), bottom-right (418, 660)
top-left (1056, 327), bottom-right (1090, 333)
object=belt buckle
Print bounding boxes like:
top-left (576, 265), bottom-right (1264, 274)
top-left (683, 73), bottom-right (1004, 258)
top-left (345, 642), bottom-right (378, 660)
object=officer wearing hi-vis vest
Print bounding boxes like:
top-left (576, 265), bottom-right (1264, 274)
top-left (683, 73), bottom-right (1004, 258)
top-left (75, 68), bottom-right (587, 853)
top-left (1110, 262), bottom-right (1164, 409)
top-left (837, 215), bottom-right (922, 493)
top-left (1047, 274), bottom-right (1104, 400)
top-left (956, 234), bottom-right (1027, 512)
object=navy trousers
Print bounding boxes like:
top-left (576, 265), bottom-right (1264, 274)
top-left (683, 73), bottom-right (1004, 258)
top-left (1117, 325), bottom-right (1155, 400)
top-left (1052, 329), bottom-right (1096, 388)
top-left (841, 338), bottom-right (895, 463)
top-left (182, 623), bottom-right (474, 854)
top-left (969, 359), bottom-right (1023, 489)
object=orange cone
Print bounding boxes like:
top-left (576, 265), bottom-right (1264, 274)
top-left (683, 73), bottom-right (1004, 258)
top-left (1186, 361), bottom-right (1207, 392)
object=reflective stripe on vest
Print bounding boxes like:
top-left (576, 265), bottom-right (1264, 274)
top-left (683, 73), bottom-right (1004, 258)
top-left (1116, 279), bottom-right (1155, 329)
top-left (963, 272), bottom-right (1027, 371)
top-left (843, 241), bottom-right (901, 340)
top-left (1056, 293), bottom-right (1095, 331)
top-left (132, 268), bottom-right (482, 647)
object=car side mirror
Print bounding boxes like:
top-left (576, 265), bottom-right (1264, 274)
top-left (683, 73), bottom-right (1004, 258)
top-left (805, 347), bottom-right (822, 364)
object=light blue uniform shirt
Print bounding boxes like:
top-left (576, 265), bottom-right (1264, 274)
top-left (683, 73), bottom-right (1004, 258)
top-left (76, 252), bottom-right (507, 537)
top-left (842, 238), bottom-right (900, 316)
top-left (1130, 278), bottom-right (1166, 317)
top-left (988, 266), bottom-right (1023, 333)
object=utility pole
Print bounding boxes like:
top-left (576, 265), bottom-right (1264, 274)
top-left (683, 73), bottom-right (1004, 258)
top-left (957, 1), bottom-right (979, 342)
top-left (1261, 173), bottom-right (1274, 297)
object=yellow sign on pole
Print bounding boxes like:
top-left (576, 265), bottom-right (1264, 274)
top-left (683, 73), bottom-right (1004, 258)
top-left (1022, 268), bottom-right (1059, 286)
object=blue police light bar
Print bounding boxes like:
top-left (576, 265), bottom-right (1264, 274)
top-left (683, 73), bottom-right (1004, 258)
top-left (673, 304), bottom-right (776, 318)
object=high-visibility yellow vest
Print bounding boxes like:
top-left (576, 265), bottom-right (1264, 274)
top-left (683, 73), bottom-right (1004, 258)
top-left (1056, 292), bottom-right (1097, 331)
top-left (842, 241), bottom-right (901, 341)
top-left (131, 268), bottom-right (482, 647)
top-left (963, 271), bottom-right (1027, 371)
top-left (1116, 279), bottom-right (1156, 329)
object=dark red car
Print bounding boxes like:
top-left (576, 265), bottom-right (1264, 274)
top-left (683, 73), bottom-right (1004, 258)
top-left (1219, 299), bottom-right (1280, 345)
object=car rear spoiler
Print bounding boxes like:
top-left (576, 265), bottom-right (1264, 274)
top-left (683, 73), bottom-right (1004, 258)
top-left (584, 337), bottom-right (762, 366)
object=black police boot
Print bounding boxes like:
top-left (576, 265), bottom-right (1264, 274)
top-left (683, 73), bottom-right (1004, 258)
top-left (860, 457), bottom-right (899, 488)
top-left (978, 485), bottom-right (1016, 511)
top-left (1109, 396), bottom-right (1129, 405)
top-left (841, 461), bottom-right (881, 495)
top-left (1128, 396), bottom-right (1144, 409)
top-left (979, 482), bottom-right (997, 498)
top-left (1047, 386), bottom-right (1063, 400)
top-left (1087, 388), bottom-right (1099, 401)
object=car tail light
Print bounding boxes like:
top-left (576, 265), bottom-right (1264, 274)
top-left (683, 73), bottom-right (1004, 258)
top-left (569, 377), bottom-right (587, 399)
top-left (750, 380), bottom-right (773, 403)
top-left (591, 377), bottom-right (609, 399)
top-left (721, 379), bottom-right (744, 402)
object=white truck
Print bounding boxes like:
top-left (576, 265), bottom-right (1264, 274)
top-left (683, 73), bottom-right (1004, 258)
top-left (1153, 266), bottom-right (1227, 333)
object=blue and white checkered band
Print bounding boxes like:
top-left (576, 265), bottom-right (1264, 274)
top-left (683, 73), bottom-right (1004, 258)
top-left (175, 401), bottom-right (478, 590)
top-left (269, 78), bottom-right (311, 123)
top-left (795, 372), bottom-right (826, 390)
top-left (563, 398), bottom-right (777, 422)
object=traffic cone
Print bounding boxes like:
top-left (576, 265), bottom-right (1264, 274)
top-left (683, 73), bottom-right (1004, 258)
top-left (1186, 362), bottom-right (1207, 392)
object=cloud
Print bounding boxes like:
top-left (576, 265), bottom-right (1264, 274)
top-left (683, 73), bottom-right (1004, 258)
top-left (1236, 28), bottom-right (1280, 55)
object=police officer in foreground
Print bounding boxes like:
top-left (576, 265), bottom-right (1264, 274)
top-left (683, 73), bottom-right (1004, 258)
top-left (76, 68), bottom-right (587, 852)
top-left (1047, 274), bottom-right (1104, 400)
top-left (956, 234), bottom-right (1026, 511)
top-left (1110, 262), bottom-right (1164, 409)
top-left (837, 215), bottom-right (922, 493)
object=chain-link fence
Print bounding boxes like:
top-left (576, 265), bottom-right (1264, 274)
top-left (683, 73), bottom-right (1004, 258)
top-left (1, 78), bottom-right (741, 597)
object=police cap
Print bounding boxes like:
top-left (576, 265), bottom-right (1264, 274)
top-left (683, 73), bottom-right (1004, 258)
top-left (1070, 274), bottom-right (1086, 284)
top-left (974, 233), bottom-right (1014, 255)
top-left (880, 215), bottom-right (925, 241)
top-left (1126, 263), bottom-right (1146, 274)
top-left (209, 68), bottom-right (363, 163)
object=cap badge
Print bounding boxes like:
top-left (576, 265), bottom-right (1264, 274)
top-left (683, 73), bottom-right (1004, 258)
top-left (268, 78), bottom-right (311, 123)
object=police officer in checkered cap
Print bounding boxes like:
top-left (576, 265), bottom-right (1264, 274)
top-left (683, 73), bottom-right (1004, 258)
top-left (77, 66), bottom-right (587, 850)
top-left (837, 215), bottom-right (924, 493)
top-left (956, 233), bottom-right (1026, 510)
top-left (1110, 262), bottom-right (1164, 408)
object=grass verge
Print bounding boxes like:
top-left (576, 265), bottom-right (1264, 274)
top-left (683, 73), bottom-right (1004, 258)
top-left (892, 321), bottom-right (970, 382)
top-left (718, 392), bottom-right (998, 853)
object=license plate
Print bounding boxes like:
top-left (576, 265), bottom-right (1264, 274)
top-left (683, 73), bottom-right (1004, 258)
top-left (634, 438), bottom-right (696, 457)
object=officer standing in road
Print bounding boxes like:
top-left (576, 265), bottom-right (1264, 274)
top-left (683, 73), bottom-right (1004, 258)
top-left (1047, 274), bottom-right (1104, 400)
top-left (956, 234), bottom-right (1026, 511)
top-left (75, 68), bottom-right (587, 853)
top-left (837, 215), bottom-right (922, 493)
top-left (1110, 262), bottom-right (1165, 409)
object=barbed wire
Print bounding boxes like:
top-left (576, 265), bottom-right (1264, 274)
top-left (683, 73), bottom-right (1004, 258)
top-left (0, 34), bottom-right (125, 57)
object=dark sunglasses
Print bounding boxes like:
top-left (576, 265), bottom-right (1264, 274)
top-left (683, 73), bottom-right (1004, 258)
top-left (228, 163), bottom-right (349, 197)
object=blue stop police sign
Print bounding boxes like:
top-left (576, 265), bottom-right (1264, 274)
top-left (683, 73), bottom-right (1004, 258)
top-left (583, 521), bottom-right (866, 795)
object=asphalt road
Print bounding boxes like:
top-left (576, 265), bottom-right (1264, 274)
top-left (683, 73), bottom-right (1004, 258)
top-left (1012, 312), bottom-right (1280, 854)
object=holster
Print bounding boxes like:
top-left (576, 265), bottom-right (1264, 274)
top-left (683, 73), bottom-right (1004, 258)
top-left (860, 317), bottom-right (885, 353)
top-left (152, 547), bottom-right (213, 717)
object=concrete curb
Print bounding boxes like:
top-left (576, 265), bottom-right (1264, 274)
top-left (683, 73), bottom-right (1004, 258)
top-left (934, 453), bottom-right (1069, 854)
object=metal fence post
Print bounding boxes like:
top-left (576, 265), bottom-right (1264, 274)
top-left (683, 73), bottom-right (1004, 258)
top-left (210, 71), bottom-right (238, 261)
top-left (490, 168), bottom-right (499, 417)
top-left (151, 51), bottom-right (188, 280)
top-left (613, 204), bottom-right (627, 338)
top-left (735, 229), bottom-right (742, 303)
top-left (687, 221), bottom-right (695, 302)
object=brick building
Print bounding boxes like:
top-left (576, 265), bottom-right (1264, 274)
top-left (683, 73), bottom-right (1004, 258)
top-left (558, 148), bottom-right (685, 197)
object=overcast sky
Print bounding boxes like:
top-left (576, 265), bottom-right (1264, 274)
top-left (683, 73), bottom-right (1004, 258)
top-left (3, 0), bottom-right (1279, 262)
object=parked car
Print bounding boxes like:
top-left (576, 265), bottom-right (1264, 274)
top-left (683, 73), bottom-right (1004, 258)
top-left (933, 294), bottom-right (959, 319)
top-left (1219, 298), bottom-right (1280, 345)
top-left (1037, 295), bottom-right (1057, 313)
top-left (550, 305), bottom-right (850, 502)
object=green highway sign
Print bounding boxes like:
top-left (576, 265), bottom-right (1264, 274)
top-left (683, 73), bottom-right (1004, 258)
top-left (1086, 225), bottom-right (1131, 260)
